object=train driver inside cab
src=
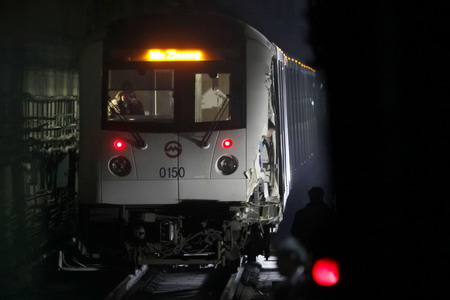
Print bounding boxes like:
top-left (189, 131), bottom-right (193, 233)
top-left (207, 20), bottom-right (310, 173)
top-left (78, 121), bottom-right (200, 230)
top-left (109, 81), bottom-right (144, 116)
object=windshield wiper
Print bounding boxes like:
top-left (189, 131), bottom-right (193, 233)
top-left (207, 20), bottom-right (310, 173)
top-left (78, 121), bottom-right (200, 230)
top-left (199, 95), bottom-right (230, 148)
top-left (107, 99), bottom-right (147, 149)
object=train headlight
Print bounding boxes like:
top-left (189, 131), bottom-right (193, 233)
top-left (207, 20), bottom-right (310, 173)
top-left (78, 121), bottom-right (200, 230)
top-left (217, 155), bottom-right (238, 175)
top-left (109, 156), bottom-right (132, 177)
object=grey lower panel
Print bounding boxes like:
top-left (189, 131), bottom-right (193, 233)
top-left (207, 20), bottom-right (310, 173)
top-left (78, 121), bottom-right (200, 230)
top-left (102, 178), bottom-right (247, 204)
top-left (179, 179), bottom-right (247, 202)
top-left (102, 180), bottom-right (178, 205)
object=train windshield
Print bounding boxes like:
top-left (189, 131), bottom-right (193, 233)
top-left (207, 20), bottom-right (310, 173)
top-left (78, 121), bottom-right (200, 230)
top-left (104, 64), bottom-right (243, 131)
top-left (107, 69), bottom-right (175, 123)
top-left (194, 73), bottom-right (230, 122)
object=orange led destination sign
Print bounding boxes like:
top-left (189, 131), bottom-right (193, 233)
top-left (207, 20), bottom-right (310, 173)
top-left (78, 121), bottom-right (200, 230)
top-left (112, 48), bottom-right (237, 62)
top-left (147, 49), bottom-right (203, 61)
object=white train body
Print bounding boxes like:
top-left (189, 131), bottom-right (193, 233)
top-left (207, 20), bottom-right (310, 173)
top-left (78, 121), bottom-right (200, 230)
top-left (78, 14), bottom-right (319, 265)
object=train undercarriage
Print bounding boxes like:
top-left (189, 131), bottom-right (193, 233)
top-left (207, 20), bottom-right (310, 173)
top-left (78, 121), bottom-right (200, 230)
top-left (60, 196), bottom-right (281, 272)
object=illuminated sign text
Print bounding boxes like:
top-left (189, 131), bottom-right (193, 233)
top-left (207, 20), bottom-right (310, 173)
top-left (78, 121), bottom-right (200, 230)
top-left (148, 49), bottom-right (203, 61)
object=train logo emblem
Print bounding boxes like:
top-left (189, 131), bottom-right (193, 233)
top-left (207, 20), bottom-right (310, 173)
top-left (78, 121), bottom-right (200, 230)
top-left (164, 141), bottom-right (182, 158)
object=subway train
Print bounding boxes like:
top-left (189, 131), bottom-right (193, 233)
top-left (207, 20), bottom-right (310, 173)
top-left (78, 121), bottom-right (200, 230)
top-left (75, 13), bottom-right (325, 269)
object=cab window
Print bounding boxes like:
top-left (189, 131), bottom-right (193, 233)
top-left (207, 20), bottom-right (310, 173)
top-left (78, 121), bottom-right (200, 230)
top-left (107, 69), bottom-right (174, 122)
top-left (194, 73), bottom-right (231, 123)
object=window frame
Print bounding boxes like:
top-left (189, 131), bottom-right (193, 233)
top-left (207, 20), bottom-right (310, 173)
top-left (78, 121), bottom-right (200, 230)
top-left (101, 60), bottom-right (245, 133)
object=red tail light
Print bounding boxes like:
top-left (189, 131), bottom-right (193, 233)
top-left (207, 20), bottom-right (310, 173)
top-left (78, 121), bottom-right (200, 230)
top-left (222, 139), bottom-right (233, 149)
top-left (114, 139), bottom-right (126, 150)
top-left (312, 258), bottom-right (340, 286)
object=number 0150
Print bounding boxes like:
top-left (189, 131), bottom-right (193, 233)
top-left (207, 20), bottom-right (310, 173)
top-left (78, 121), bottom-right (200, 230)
top-left (159, 167), bottom-right (185, 178)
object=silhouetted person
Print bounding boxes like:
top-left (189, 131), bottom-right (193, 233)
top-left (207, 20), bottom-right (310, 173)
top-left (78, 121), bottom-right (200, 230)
top-left (272, 237), bottom-right (311, 300)
top-left (109, 81), bottom-right (144, 116)
top-left (291, 187), bottom-right (334, 257)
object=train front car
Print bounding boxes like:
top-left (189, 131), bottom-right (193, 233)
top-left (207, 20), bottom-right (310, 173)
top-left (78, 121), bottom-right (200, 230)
top-left (78, 14), bottom-right (281, 267)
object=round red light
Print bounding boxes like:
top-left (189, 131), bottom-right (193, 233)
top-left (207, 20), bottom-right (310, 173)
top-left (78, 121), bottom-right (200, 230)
top-left (312, 258), bottom-right (340, 286)
top-left (114, 139), bottom-right (126, 150)
top-left (222, 139), bottom-right (233, 149)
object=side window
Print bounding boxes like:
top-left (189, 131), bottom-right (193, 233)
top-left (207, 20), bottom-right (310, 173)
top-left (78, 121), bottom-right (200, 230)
top-left (194, 73), bottom-right (231, 123)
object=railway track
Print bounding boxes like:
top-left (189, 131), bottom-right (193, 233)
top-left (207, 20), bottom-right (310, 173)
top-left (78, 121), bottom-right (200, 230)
top-left (105, 256), bottom-right (282, 300)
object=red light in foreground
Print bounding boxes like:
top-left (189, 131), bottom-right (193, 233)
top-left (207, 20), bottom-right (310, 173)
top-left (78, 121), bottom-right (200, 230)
top-left (222, 139), bottom-right (233, 149)
top-left (114, 139), bottom-right (126, 150)
top-left (312, 258), bottom-right (340, 286)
